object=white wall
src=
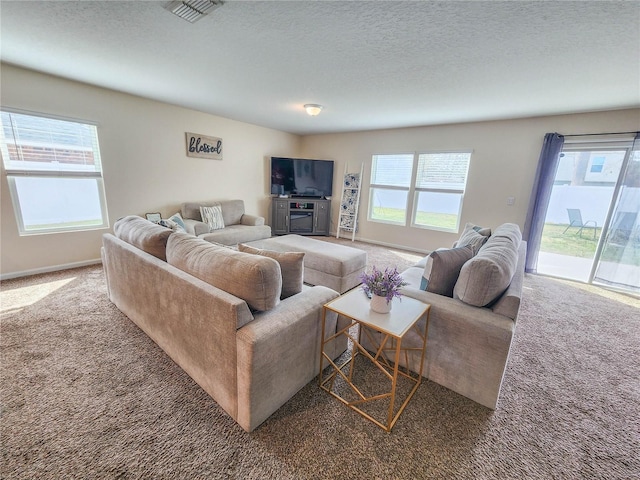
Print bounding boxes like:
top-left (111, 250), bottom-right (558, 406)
top-left (300, 109), bottom-right (640, 253)
top-left (1, 64), bottom-right (301, 277)
top-left (546, 186), bottom-right (616, 226)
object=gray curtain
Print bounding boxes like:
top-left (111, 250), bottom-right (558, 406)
top-left (523, 133), bottom-right (565, 273)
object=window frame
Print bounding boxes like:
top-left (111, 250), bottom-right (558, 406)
top-left (368, 153), bottom-right (415, 226)
top-left (1, 108), bottom-right (109, 236)
top-left (368, 150), bottom-right (472, 233)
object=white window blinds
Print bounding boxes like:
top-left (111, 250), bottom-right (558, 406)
top-left (416, 152), bottom-right (471, 191)
top-left (1, 111), bottom-right (102, 176)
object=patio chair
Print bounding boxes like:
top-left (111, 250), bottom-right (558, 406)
top-left (563, 208), bottom-right (597, 240)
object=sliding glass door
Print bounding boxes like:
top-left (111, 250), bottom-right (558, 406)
top-left (593, 140), bottom-right (640, 292)
top-left (536, 135), bottom-right (639, 293)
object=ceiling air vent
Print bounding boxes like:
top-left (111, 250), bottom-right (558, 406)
top-left (165, 0), bottom-right (223, 23)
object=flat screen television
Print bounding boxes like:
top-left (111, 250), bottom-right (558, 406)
top-left (270, 157), bottom-right (334, 198)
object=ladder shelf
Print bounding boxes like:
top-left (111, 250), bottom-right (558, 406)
top-left (336, 163), bottom-right (364, 241)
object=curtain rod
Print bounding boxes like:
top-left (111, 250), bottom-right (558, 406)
top-left (562, 131), bottom-right (639, 137)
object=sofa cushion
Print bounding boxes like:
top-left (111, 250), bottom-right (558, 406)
top-left (420, 245), bottom-right (474, 297)
top-left (198, 224), bottom-right (273, 246)
top-left (456, 222), bottom-right (491, 253)
top-left (219, 200), bottom-right (245, 226)
top-left (453, 223), bottom-right (522, 307)
top-left (166, 233), bottom-right (282, 311)
top-left (238, 244), bottom-right (304, 299)
top-left (113, 215), bottom-right (173, 261)
top-left (200, 205), bottom-right (225, 231)
top-left (182, 200), bottom-right (246, 226)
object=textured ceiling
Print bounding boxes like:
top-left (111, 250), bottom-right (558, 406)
top-left (1, 0), bottom-right (639, 135)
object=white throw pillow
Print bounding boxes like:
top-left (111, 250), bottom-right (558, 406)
top-left (200, 204), bottom-right (225, 231)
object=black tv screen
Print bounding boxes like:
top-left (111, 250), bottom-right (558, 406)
top-left (270, 157), bottom-right (334, 198)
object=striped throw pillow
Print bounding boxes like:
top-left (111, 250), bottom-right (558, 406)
top-left (200, 204), bottom-right (225, 231)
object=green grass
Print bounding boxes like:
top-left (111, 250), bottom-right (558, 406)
top-left (25, 219), bottom-right (104, 231)
top-left (372, 211), bottom-right (640, 266)
top-left (541, 223), bottom-right (640, 266)
top-left (540, 223), bottom-right (601, 258)
top-left (371, 207), bottom-right (457, 230)
top-left (369, 211), bottom-right (640, 267)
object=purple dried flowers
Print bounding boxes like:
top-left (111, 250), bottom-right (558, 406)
top-left (360, 266), bottom-right (408, 303)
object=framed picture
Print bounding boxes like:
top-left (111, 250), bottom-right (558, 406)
top-left (185, 132), bottom-right (223, 160)
top-left (145, 213), bottom-right (162, 224)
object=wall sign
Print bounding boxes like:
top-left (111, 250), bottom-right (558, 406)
top-left (185, 132), bottom-right (223, 160)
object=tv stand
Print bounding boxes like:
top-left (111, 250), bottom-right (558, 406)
top-left (271, 198), bottom-right (330, 236)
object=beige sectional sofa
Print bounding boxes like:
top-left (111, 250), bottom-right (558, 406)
top-left (363, 223), bottom-right (526, 410)
top-left (180, 199), bottom-right (271, 245)
top-left (102, 215), bottom-right (347, 432)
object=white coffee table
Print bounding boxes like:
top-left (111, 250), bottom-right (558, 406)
top-left (319, 288), bottom-right (431, 432)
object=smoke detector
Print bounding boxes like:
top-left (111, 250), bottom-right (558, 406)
top-left (165, 0), bottom-right (224, 23)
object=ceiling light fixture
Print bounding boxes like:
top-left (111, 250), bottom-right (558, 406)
top-left (165, 0), bottom-right (224, 23)
top-left (304, 104), bottom-right (323, 116)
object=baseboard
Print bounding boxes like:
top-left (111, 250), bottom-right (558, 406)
top-left (1, 259), bottom-right (102, 281)
top-left (329, 231), bottom-right (430, 255)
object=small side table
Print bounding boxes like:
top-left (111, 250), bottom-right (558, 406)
top-left (319, 288), bottom-right (430, 432)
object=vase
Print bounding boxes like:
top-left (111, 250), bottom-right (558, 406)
top-left (370, 294), bottom-right (392, 313)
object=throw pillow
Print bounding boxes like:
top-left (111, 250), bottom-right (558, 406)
top-left (238, 244), bottom-right (305, 299)
top-left (420, 245), bottom-right (474, 297)
top-left (166, 233), bottom-right (282, 312)
top-left (113, 215), bottom-right (173, 261)
top-left (200, 204), bottom-right (225, 231)
top-left (453, 223), bottom-right (522, 307)
top-left (165, 212), bottom-right (187, 233)
top-left (467, 222), bottom-right (492, 237)
top-left (456, 222), bottom-right (491, 254)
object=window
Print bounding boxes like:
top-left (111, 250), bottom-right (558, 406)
top-left (0, 110), bottom-right (108, 235)
top-left (589, 156), bottom-right (605, 173)
top-left (369, 152), bottom-right (471, 232)
top-left (369, 154), bottom-right (413, 225)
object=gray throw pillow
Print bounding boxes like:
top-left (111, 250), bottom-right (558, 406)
top-left (420, 245), bottom-right (474, 297)
top-left (238, 244), bottom-right (305, 299)
top-left (453, 223), bottom-right (522, 307)
top-left (113, 215), bottom-right (173, 261)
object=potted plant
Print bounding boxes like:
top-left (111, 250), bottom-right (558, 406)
top-left (360, 266), bottom-right (407, 313)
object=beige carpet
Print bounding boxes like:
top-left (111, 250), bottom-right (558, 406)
top-left (1, 237), bottom-right (639, 479)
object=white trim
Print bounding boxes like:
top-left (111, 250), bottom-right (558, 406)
top-left (563, 134), bottom-right (635, 146)
top-left (0, 259), bottom-right (102, 281)
top-left (0, 106), bottom-right (100, 127)
top-left (6, 170), bottom-right (102, 178)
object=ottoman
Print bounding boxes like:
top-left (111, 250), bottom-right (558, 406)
top-left (243, 235), bottom-right (367, 294)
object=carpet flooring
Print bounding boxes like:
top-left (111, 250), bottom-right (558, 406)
top-left (1, 237), bottom-right (639, 479)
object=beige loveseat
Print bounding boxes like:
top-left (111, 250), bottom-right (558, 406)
top-left (102, 216), bottom-right (347, 432)
top-left (180, 199), bottom-right (271, 245)
top-left (363, 223), bottom-right (526, 410)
